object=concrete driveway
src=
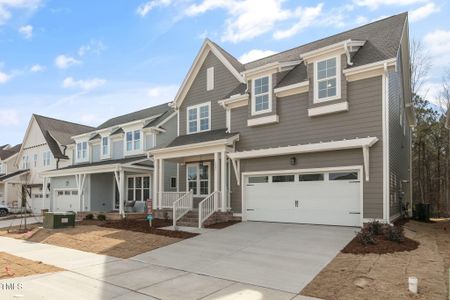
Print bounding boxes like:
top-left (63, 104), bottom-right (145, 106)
top-left (0, 216), bottom-right (42, 228)
top-left (133, 222), bottom-right (355, 293)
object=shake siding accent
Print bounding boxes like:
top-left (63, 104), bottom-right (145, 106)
top-left (92, 144), bottom-right (100, 162)
top-left (155, 116), bottom-right (177, 147)
top-left (229, 76), bottom-right (384, 218)
top-left (90, 173), bottom-right (114, 211)
top-left (179, 52), bottom-right (240, 135)
top-left (112, 140), bottom-right (123, 159)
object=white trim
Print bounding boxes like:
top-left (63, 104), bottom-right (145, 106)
top-left (172, 40), bottom-right (245, 109)
top-left (186, 101), bottom-right (211, 134)
top-left (228, 137), bottom-right (378, 160)
top-left (382, 65), bottom-right (390, 222)
top-left (240, 165), bottom-right (364, 227)
top-left (126, 174), bottom-right (152, 202)
top-left (274, 81), bottom-right (309, 97)
top-left (123, 128), bottom-right (144, 156)
top-left (186, 162), bottom-right (211, 197)
top-left (207, 67), bottom-right (214, 91)
top-left (241, 60), bottom-right (301, 79)
top-left (226, 108), bottom-right (231, 132)
top-left (251, 75), bottom-right (273, 116)
top-left (300, 39), bottom-right (365, 62)
top-left (100, 136), bottom-right (111, 160)
top-left (313, 55), bottom-right (341, 103)
top-left (308, 101), bottom-right (349, 117)
top-left (247, 114), bottom-right (279, 127)
top-left (218, 94), bottom-right (249, 109)
top-left (344, 58), bottom-right (396, 82)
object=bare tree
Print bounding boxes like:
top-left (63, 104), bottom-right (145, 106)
top-left (410, 39), bottom-right (432, 96)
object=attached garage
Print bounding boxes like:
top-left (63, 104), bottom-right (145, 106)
top-left (54, 189), bottom-right (80, 212)
top-left (243, 168), bottom-right (362, 227)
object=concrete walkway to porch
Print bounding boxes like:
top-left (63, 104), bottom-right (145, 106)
top-left (0, 231), bottom-right (322, 300)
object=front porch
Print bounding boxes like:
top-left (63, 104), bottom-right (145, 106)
top-left (150, 130), bottom-right (239, 228)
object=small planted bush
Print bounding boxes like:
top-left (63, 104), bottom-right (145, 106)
top-left (356, 227), bottom-right (377, 245)
top-left (97, 214), bottom-right (106, 221)
top-left (384, 225), bottom-right (405, 243)
top-left (84, 213), bottom-right (94, 220)
top-left (366, 220), bottom-right (384, 235)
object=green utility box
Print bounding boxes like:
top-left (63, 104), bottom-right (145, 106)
top-left (43, 212), bottom-right (76, 229)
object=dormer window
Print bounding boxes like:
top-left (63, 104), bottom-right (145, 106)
top-left (76, 141), bottom-right (88, 162)
top-left (101, 136), bottom-right (110, 158)
top-left (251, 75), bottom-right (272, 115)
top-left (125, 130), bottom-right (142, 153)
top-left (43, 151), bottom-right (51, 166)
top-left (187, 102), bottom-right (210, 134)
top-left (314, 56), bottom-right (341, 103)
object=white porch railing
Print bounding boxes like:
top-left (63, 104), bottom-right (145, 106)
top-left (173, 190), bottom-right (193, 229)
top-left (159, 192), bottom-right (187, 208)
top-left (198, 191), bottom-right (221, 228)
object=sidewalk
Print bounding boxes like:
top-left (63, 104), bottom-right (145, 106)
top-left (0, 236), bottom-right (321, 300)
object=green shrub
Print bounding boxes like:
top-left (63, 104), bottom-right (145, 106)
top-left (84, 213), bottom-right (94, 220)
top-left (97, 214), bottom-right (106, 221)
top-left (366, 220), bottom-right (384, 235)
top-left (356, 227), bottom-right (377, 245)
top-left (384, 225), bottom-right (405, 243)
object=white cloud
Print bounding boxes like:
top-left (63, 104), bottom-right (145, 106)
top-left (0, 0), bottom-right (42, 25)
top-left (62, 77), bottom-right (106, 91)
top-left (136, 0), bottom-right (172, 17)
top-left (409, 2), bottom-right (440, 22)
top-left (273, 4), bottom-right (323, 40)
top-left (424, 29), bottom-right (450, 67)
top-left (146, 84), bottom-right (178, 99)
top-left (18, 24), bottom-right (32, 39)
top-left (354, 0), bottom-right (427, 9)
top-left (0, 109), bottom-right (20, 126)
top-left (355, 15), bottom-right (368, 24)
top-left (78, 39), bottom-right (106, 57)
top-left (0, 70), bottom-right (11, 83)
top-left (239, 49), bottom-right (277, 64)
top-left (30, 64), bottom-right (44, 72)
top-left (54, 54), bottom-right (81, 69)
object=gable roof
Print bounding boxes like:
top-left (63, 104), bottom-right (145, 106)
top-left (97, 102), bottom-right (171, 130)
top-left (244, 13), bottom-right (407, 71)
top-left (0, 144), bottom-right (21, 160)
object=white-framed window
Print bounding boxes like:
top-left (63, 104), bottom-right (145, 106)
top-left (207, 67), bottom-right (214, 91)
top-left (314, 56), bottom-right (341, 103)
top-left (125, 130), bottom-right (142, 153)
top-left (21, 155), bottom-right (29, 169)
top-left (43, 151), bottom-right (51, 166)
top-left (34, 154), bottom-right (38, 167)
top-left (187, 102), bottom-right (210, 134)
top-left (127, 175), bottom-right (151, 202)
top-left (76, 141), bottom-right (88, 162)
top-left (101, 136), bottom-right (110, 157)
top-left (0, 162), bottom-right (5, 174)
top-left (251, 75), bottom-right (272, 115)
top-left (186, 162), bottom-right (210, 196)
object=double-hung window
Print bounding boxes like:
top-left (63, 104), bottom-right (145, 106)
top-left (0, 163), bottom-right (5, 174)
top-left (101, 137), bottom-right (109, 157)
top-left (252, 76), bottom-right (271, 115)
top-left (43, 151), bottom-right (51, 166)
top-left (34, 154), bottom-right (38, 167)
top-left (125, 130), bottom-right (141, 152)
top-left (76, 142), bottom-right (88, 162)
top-left (22, 155), bottom-right (29, 169)
top-left (187, 102), bottom-right (210, 134)
top-left (127, 176), bottom-right (151, 202)
top-left (186, 163), bottom-right (210, 196)
top-left (315, 57), bottom-right (340, 102)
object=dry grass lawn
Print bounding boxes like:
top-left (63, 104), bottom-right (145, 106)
top-left (0, 252), bottom-right (62, 279)
top-left (301, 220), bottom-right (450, 300)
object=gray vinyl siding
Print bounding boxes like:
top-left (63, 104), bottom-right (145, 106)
top-left (164, 161), bottom-right (177, 192)
top-left (112, 140), bottom-right (123, 159)
top-left (230, 76), bottom-right (384, 218)
top-left (388, 48), bottom-right (411, 218)
top-left (92, 144), bottom-right (100, 162)
top-left (145, 133), bottom-right (155, 150)
top-left (179, 51), bottom-right (240, 135)
top-left (156, 115), bottom-right (177, 147)
top-left (90, 173), bottom-right (114, 212)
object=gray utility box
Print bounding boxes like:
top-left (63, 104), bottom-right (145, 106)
top-left (43, 212), bottom-right (76, 229)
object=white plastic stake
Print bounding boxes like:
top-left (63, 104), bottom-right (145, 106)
top-left (408, 276), bottom-right (418, 294)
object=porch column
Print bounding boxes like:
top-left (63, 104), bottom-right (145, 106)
top-left (214, 152), bottom-right (220, 210)
top-left (119, 170), bottom-right (125, 217)
top-left (221, 151), bottom-right (227, 212)
top-left (42, 177), bottom-right (46, 209)
top-left (153, 158), bottom-right (159, 209)
top-left (158, 159), bottom-right (164, 209)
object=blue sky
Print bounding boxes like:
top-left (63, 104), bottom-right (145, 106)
top-left (0, 0), bottom-right (449, 145)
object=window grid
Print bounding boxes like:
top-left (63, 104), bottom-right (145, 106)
top-left (253, 76), bottom-right (270, 113)
top-left (187, 103), bottom-right (210, 134)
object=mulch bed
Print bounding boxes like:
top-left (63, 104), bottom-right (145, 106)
top-left (80, 218), bottom-right (198, 239)
top-left (341, 234), bottom-right (419, 254)
top-left (205, 220), bottom-right (241, 229)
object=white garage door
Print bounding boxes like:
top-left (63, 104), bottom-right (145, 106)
top-left (55, 190), bottom-right (79, 212)
top-left (245, 170), bottom-right (361, 227)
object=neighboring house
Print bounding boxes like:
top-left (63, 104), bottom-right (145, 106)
top-left (150, 13), bottom-right (415, 227)
top-left (0, 144), bottom-right (22, 208)
top-left (13, 115), bottom-right (95, 214)
top-left (42, 103), bottom-right (177, 216)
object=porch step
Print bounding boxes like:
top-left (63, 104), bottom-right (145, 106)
top-left (176, 209), bottom-right (199, 227)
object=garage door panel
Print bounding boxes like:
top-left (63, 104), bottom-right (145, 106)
top-left (55, 190), bottom-right (79, 212)
top-left (245, 170), bottom-right (361, 227)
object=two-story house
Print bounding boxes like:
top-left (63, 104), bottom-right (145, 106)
top-left (150, 13), bottom-right (414, 228)
top-left (42, 103), bottom-right (177, 217)
top-left (14, 114), bottom-right (95, 214)
top-left (0, 144), bottom-right (22, 209)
